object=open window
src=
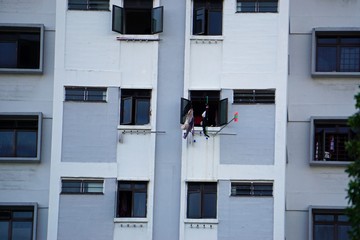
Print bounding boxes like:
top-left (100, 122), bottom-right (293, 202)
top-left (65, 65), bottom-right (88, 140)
top-left (193, 0), bottom-right (222, 36)
top-left (120, 89), bottom-right (151, 125)
top-left (180, 90), bottom-right (228, 126)
top-left (112, 0), bottom-right (163, 35)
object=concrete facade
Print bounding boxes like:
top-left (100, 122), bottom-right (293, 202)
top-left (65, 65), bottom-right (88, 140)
top-left (2, 0), bottom-right (358, 239)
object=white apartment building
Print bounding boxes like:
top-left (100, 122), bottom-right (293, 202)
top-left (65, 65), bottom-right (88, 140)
top-left (287, 0), bottom-right (360, 240)
top-left (2, 0), bottom-right (358, 239)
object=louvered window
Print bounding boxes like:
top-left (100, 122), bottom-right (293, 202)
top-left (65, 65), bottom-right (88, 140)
top-left (231, 182), bottom-right (273, 197)
top-left (233, 89), bottom-right (275, 104)
top-left (65, 87), bottom-right (107, 102)
top-left (68, 0), bottom-right (109, 10)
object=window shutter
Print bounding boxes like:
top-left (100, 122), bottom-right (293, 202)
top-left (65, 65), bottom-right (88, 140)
top-left (218, 98), bottom-right (228, 126)
top-left (193, 8), bottom-right (205, 35)
top-left (112, 5), bottom-right (124, 34)
top-left (121, 97), bottom-right (133, 125)
top-left (180, 98), bottom-right (191, 124)
top-left (151, 6), bottom-right (164, 34)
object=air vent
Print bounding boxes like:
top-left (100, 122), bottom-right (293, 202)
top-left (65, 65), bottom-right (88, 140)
top-left (233, 89), bottom-right (275, 104)
top-left (231, 182), bottom-right (273, 197)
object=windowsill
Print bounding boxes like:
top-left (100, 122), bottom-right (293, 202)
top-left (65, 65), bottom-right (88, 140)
top-left (312, 72), bottom-right (360, 78)
top-left (184, 219), bottom-right (218, 224)
top-left (118, 125), bottom-right (152, 131)
top-left (0, 158), bottom-right (40, 163)
top-left (116, 35), bottom-right (160, 42)
top-left (190, 35), bottom-right (224, 41)
top-left (114, 217), bottom-right (148, 223)
top-left (310, 160), bottom-right (352, 167)
top-left (0, 68), bottom-right (43, 74)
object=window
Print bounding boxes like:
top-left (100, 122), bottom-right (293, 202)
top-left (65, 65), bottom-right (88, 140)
top-left (233, 89), bottom-right (275, 104)
top-left (0, 24), bottom-right (44, 73)
top-left (0, 113), bottom-right (42, 162)
top-left (120, 89), bottom-right (151, 125)
top-left (193, 0), bottom-right (222, 36)
top-left (0, 205), bottom-right (36, 240)
top-left (312, 29), bottom-right (360, 76)
top-left (68, 0), bottom-right (109, 10)
top-left (61, 179), bottom-right (104, 194)
top-left (236, 0), bottom-right (278, 13)
top-left (311, 208), bottom-right (351, 240)
top-left (65, 87), bottom-right (107, 102)
top-left (187, 182), bottom-right (217, 219)
top-left (231, 182), bottom-right (273, 197)
top-left (311, 118), bottom-right (355, 163)
top-left (112, 0), bottom-right (163, 34)
top-left (180, 90), bottom-right (228, 126)
top-left (117, 181), bottom-right (147, 218)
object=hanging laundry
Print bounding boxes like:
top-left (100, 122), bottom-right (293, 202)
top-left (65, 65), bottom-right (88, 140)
top-left (182, 108), bottom-right (194, 139)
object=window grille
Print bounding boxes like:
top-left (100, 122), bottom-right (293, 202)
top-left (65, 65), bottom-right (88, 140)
top-left (233, 89), bottom-right (275, 104)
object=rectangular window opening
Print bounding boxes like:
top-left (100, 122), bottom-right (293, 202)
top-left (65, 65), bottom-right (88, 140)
top-left (65, 87), bottom-right (107, 102)
top-left (0, 114), bottom-right (42, 161)
top-left (236, 0), bottom-right (278, 13)
top-left (112, 0), bottom-right (163, 35)
top-left (117, 181), bottom-right (148, 218)
top-left (61, 179), bottom-right (104, 194)
top-left (233, 89), bottom-right (275, 104)
top-left (120, 89), bottom-right (151, 125)
top-left (187, 182), bottom-right (217, 219)
top-left (0, 25), bottom-right (44, 73)
top-left (231, 182), bottom-right (273, 197)
top-left (180, 90), bottom-right (228, 127)
top-left (68, 0), bottom-right (109, 11)
top-left (193, 0), bottom-right (223, 36)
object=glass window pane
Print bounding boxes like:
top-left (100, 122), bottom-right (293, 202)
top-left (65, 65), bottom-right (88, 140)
top-left (119, 183), bottom-right (131, 189)
top-left (152, 6), bottom-right (163, 34)
top-left (338, 215), bottom-right (349, 222)
top-left (340, 47), bottom-right (360, 72)
top-left (87, 89), bottom-right (106, 101)
top-left (258, 2), bottom-right (278, 12)
top-left (134, 183), bottom-right (146, 190)
top-left (135, 99), bottom-right (150, 125)
top-left (13, 211), bottom-right (33, 219)
top-left (193, 8), bottom-right (205, 35)
top-left (0, 221), bottom-right (9, 240)
top-left (188, 192), bottom-right (201, 218)
top-left (65, 88), bottom-right (85, 101)
top-left (341, 37), bottom-right (360, 44)
top-left (314, 214), bottom-right (335, 222)
top-left (16, 131), bottom-right (37, 157)
top-left (338, 225), bottom-right (351, 240)
top-left (12, 221), bottom-right (32, 240)
top-left (118, 191), bottom-right (132, 217)
top-left (317, 37), bottom-right (337, 44)
top-left (202, 193), bottom-right (216, 218)
top-left (316, 46), bottom-right (337, 72)
top-left (314, 225), bottom-right (334, 240)
top-left (208, 10), bottom-right (222, 35)
top-left (112, 5), bottom-right (124, 34)
top-left (0, 42), bottom-right (17, 68)
top-left (121, 97), bottom-right (133, 124)
top-left (133, 192), bottom-right (146, 217)
top-left (62, 181), bottom-right (82, 193)
top-left (237, 2), bottom-right (256, 12)
top-left (83, 182), bottom-right (103, 193)
top-left (0, 131), bottom-right (15, 157)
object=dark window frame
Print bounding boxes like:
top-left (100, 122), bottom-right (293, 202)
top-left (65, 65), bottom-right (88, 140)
top-left (120, 89), bottom-right (151, 125)
top-left (187, 182), bottom-right (217, 219)
top-left (117, 181), bottom-right (148, 218)
top-left (311, 208), bottom-right (351, 240)
top-left (112, 0), bottom-right (164, 35)
top-left (312, 28), bottom-right (360, 77)
top-left (236, 0), bottom-right (278, 13)
top-left (68, 0), bottom-right (110, 11)
top-left (310, 117), bottom-right (355, 165)
top-left (64, 87), bottom-right (107, 102)
top-left (0, 113), bottom-right (42, 162)
top-left (0, 204), bottom-right (37, 240)
top-left (231, 182), bottom-right (273, 197)
top-left (0, 24), bottom-right (44, 74)
top-left (180, 90), bottom-right (228, 126)
top-left (233, 89), bottom-right (275, 104)
top-left (193, 0), bottom-right (223, 36)
top-left (61, 179), bottom-right (104, 194)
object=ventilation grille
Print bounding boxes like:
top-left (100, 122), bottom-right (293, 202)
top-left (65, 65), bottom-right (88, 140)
top-left (233, 89), bottom-right (275, 104)
top-left (231, 182), bottom-right (273, 197)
